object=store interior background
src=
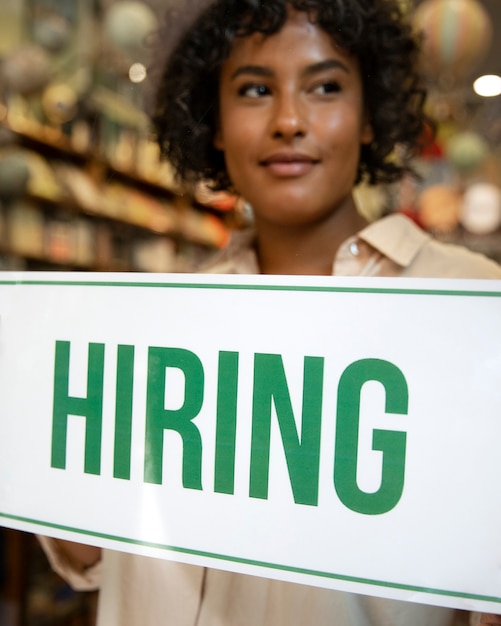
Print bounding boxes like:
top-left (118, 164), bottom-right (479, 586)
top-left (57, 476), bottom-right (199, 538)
top-left (0, 0), bottom-right (500, 624)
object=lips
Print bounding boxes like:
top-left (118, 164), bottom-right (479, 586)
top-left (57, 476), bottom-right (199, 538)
top-left (260, 151), bottom-right (319, 177)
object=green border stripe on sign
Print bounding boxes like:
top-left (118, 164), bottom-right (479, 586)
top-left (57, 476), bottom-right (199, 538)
top-left (0, 279), bottom-right (500, 298)
top-left (1, 513), bottom-right (500, 605)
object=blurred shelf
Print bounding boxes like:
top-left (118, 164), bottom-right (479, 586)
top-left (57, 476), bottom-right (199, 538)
top-left (434, 228), bottom-right (501, 263)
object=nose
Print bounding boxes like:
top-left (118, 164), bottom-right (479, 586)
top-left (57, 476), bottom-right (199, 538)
top-left (270, 91), bottom-right (306, 140)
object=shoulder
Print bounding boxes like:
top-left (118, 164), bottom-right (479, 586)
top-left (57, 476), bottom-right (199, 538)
top-left (360, 214), bottom-right (501, 280)
top-left (414, 237), bottom-right (501, 279)
top-left (199, 228), bottom-right (259, 274)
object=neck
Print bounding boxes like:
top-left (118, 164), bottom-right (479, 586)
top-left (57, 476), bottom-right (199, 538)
top-left (254, 195), bottom-right (367, 276)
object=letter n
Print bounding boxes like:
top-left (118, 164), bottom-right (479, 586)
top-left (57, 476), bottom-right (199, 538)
top-left (51, 341), bottom-right (105, 475)
top-left (250, 354), bottom-right (323, 506)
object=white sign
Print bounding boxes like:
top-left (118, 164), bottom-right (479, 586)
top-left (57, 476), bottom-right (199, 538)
top-left (1, 272), bottom-right (500, 613)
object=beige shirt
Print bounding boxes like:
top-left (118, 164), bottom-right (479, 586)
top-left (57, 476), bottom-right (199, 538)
top-left (40, 214), bottom-right (501, 626)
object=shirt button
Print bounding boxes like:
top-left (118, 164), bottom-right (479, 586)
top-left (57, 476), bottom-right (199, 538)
top-left (350, 241), bottom-right (360, 257)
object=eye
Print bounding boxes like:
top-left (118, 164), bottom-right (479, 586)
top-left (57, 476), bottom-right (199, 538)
top-left (238, 83), bottom-right (270, 98)
top-left (312, 81), bottom-right (341, 95)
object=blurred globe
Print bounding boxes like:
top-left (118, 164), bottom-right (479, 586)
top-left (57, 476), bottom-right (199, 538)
top-left (417, 184), bottom-right (461, 233)
top-left (32, 14), bottom-right (71, 53)
top-left (1, 45), bottom-right (52, 95)
top-left (413, 0), bottom-right (492, 83)
top-left (0, 126), bottom-right (17, 147)
top-left (397, 0), bottom-right (413, 15)
top-left (0, 153), bottom-right (31, 199)
top-left (104, 2), bottom-right (158, 51)
top-left (460, 183), bottom-right (501, 235)
top-left (42, 84), bottom-right (78, 124)
top-left (446, 131), bottom-right (488, 173)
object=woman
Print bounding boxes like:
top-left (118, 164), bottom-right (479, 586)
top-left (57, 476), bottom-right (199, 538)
top-left (40, 1), bottom-right (501, 624)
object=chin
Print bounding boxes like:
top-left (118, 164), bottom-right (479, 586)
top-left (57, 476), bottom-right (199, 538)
top-left (257, 209), bottom-right (330, 229)
top-left (251, 195), bottom-right (317, 220)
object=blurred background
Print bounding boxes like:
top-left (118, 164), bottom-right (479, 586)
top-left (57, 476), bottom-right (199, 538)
top-left (0, 0), bottom-right (500, 625)
top-left (0, 0), bottom-right (241, 278)
top-left (0, 0), bottom-right (500, 276)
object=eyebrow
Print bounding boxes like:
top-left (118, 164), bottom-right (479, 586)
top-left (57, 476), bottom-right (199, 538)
top-left (230, 59), bottom-right (350, 81)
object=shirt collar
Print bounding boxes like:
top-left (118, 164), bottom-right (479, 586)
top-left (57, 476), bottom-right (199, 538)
top-left (203, 213), bottom-right (430, 275)
top-left (357, 214), bottom-right (431, 268)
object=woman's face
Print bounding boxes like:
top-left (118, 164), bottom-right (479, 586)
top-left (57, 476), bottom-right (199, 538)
top-left (215, 10), bottom-right (373, 230)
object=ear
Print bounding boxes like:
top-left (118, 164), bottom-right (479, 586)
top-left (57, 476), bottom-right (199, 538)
top-left (360, 117), bottom-right (374, 145)
top-left (214, 125), bottom-right (224, 151)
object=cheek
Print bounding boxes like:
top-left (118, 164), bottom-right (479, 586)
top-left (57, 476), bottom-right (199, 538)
top-left (319, 109), bottom-right (368, 155)
top-left (214, 108), bottom-right (255, 154)
top-left (217, 116), bottom-right (261, 180)
top-left (231, 114), bottom-right (261, 146)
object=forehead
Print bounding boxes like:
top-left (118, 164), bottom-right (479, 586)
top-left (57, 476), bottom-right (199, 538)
top-left (222, 10), bottom-right (358, 73)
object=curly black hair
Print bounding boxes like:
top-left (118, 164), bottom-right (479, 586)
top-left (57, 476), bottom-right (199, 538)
top-left (151, 0), bottom-right (426, 191)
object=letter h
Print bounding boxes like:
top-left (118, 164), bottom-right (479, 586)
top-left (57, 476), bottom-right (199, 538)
top-left (51, 341), bottom-right (105, 475)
